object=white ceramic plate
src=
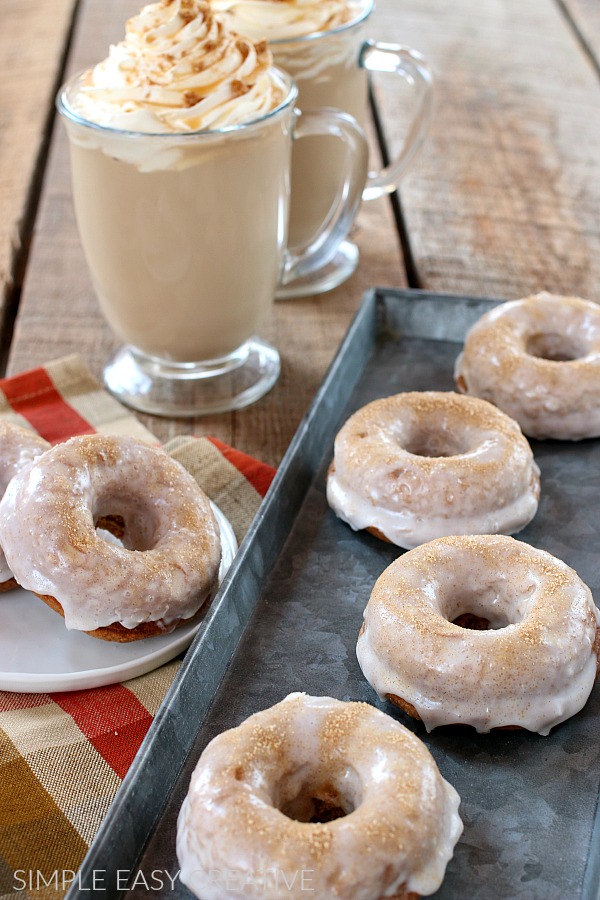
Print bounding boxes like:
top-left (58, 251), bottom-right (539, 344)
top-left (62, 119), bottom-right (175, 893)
top-left (0, 503), bottom-right (237, 692)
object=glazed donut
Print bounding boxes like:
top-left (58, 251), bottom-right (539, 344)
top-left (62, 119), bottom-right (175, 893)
top-left (0, 422), bottom-right (49, 591)
top-left (454, 292), bottom-right (600, 440)
top-left (357, 535), bottom-right (600, 734)
top-left (0, 433), bottom-right (221, 641)
top-left (326, 391), bottom-right (540, 550)
top-left (177, 693), bottom-right (463, 900)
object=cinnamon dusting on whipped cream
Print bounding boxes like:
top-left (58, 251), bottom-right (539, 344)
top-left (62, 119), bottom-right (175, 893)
top-left (213, 0), bottom-right (361, 40)
top-left (73, 0), bottom-right (286, 132)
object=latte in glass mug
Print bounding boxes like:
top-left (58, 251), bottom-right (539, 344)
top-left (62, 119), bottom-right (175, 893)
top-left (215, 0), bottom-right (433, 297)
top-left (57, 0), bottom-right (368, 415)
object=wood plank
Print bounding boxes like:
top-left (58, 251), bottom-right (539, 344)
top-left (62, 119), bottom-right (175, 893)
top-left (562, 0), bottom-right (600, 63)
top-left (9, 0), bottom-right (404, 465)
top-left (0, 0), bottom-right (77, 340)
top-left (372, 0), bottom-right (600, 302)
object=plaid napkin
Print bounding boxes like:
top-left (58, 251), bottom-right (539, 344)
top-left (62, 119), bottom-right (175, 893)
top-left (0, 356), bottom-right (276, 900)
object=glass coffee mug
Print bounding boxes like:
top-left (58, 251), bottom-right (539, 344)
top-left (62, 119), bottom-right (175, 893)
top-left (269, 0), bottom-right (434, 298)
top-left (57, 69), bottom-right (367, 417)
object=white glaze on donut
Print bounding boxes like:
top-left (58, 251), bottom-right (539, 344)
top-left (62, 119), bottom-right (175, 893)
top-left (454, 292), bottom-right (600, 440)
top-left (0, 422), bottom-right (50, 584)
top-left (327, 392), bottom-right (540, 549)
top-left (177, 693), bottom-right (463, 899)
top-left (357, 535), bottom-right (600, 734)
top-left (0, 434), bottom-right (221, 631)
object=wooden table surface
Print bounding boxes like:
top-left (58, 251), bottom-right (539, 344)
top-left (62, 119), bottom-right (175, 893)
top-left (2, 0), bottom-right (600, 468)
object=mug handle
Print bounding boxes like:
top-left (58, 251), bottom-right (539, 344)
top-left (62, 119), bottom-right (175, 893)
top-left (281, 108), bottom-right (368, 285)
top-left (359, 41), bottom-right (434, 201)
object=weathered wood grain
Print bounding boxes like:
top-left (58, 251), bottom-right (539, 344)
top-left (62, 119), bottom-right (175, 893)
top-left (0, 0), bottom-right (77, 334)
top-left (9, 0), bottom-right (404, 464)
top-left (562, 0), bottom-right (600, 63)
top-left (373, 0), bottom-right (600, 302)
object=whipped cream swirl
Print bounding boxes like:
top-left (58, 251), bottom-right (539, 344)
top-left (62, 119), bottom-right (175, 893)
top-left (74, 0), bottom-right (286, 132)
top-left (212, 0), bottom-right (362, 41)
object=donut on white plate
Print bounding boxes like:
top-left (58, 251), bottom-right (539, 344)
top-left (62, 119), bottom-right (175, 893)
top-left (0, 433), bottom-right (222, 641)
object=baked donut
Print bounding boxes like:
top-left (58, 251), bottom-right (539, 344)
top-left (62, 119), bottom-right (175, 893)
top-left (177, 693), bottom-right (463, 900)
top-left (326, 391), bottom-right (540, 550)
top-left (0, 422), bottom-right (50, 591)
top-left (357, 535), bottom-right (600, 734)
top-left (0, 433), bottom-right (221, 641)
top-left (454, 292), bottom-right (600, 440)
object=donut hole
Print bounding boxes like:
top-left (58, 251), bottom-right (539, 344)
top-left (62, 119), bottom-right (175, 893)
top-left (280, 785), bottom-right (351, 823)
top-left (96, 514), bottom-right (126, 541)
top-left (275, 767), bottom-right (361, 824)
top-left (451, 605), bottom-right (510, 630)
top-left (525, 331), bottom-right (585, 362)
top-left (443, 583), bottom-right (526, 631)
top-left (94, 494), bottom-right (158, 551)
top-left (452, 612), bottom-right (492, 631)
top-left (403, 425), bottom-right (469, 459)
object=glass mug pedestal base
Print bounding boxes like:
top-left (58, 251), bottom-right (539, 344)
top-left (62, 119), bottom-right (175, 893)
top-left (275, 241), bottom-right (359, 300)
top-left (103, 339), bottom-right (280, 418)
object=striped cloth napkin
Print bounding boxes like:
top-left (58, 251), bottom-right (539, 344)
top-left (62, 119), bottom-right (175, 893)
top-left (0, 355), bottom-right (276, 899)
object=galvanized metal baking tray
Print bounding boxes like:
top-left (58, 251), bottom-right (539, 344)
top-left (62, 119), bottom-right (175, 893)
top-left (69, 289), bottom-right (600, 900)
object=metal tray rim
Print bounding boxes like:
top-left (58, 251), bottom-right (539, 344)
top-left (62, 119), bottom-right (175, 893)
top-left (67, 286), bottom-right (600, 900)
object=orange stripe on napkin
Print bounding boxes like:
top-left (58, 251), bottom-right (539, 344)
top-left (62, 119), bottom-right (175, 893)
top-left (50, 686), bottom-right (153, 780)
top-left (0, 369), bottom-right (94, 443)
top-left (207, 436), bottom-right (275, 497)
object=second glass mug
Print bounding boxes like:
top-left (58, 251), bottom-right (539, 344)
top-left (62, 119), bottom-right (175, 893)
top-left (57, 69), bottom-right (368, 417)
top-left (269, 0), bottom-right (434, 298)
